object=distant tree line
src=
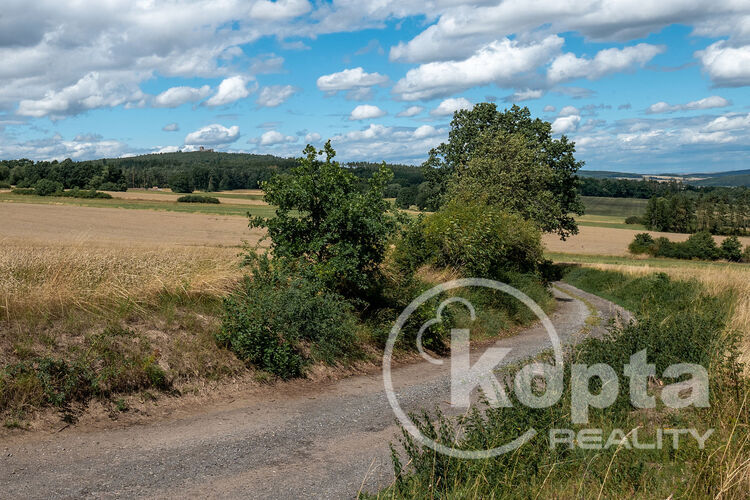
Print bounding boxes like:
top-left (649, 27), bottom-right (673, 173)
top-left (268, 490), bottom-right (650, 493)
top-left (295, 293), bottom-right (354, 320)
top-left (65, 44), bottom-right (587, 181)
top-left (642, 188), bottom-right (750, 235)
top-left (2, 158), bottom-right (128, 191)
top-left (0, 152), bottom-right (427, 194)
top-left (578, 177), bottom-right (692, 198)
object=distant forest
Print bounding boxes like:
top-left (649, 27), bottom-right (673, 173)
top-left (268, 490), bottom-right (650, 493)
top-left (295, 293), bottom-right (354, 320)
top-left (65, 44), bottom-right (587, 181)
top-left (1, 153), bottom-right (747, 223)
top-left (642, 189), bottom-right (750, 236)
top-left (0, 152), bottom-right (426, 193)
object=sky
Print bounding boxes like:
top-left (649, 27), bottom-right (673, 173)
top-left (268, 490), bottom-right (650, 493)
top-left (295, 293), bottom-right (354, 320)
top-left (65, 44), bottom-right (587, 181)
top-left (1, 1), bottom-right (750, 173)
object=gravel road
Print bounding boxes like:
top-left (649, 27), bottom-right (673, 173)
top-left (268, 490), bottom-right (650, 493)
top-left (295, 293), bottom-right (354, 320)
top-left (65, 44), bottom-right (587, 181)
top-left (0, 283), bottom-right (630, 499)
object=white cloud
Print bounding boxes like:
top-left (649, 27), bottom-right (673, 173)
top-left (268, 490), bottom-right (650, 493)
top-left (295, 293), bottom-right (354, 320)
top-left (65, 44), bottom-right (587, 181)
top-left (153, 85), bottom-right (211, 108)
top-left (349, 104), bottom-right (386, 120)
top-left (430, 97), bottom-right (473, 116)
top-left (17, 71), bottom-right (145, 118)
top-left (551, 115), bottom-right (581, 134)
top-left (249, 0), bottom-right (311, 20)
top-left (703, 112), bottom-right (750, 132)
top-left (393, 36), bottom-right (563, 101)
top-left (184, 124), bottom-right (240, 145)
top-left (543, 105), bottom-right (556, 112)
top-left (506, 88), bottom-right (544, 102)
top-left (646, 95), bottom-right (730, 114)
top-left (316, 67), bottom-right (389, 98)
top-left (329, 123), bottom-right (449, 163)
top-left (162, 122), bottom-right (179, 132)
top-left (413, 125), bottom-right (439, 139)
top-left (256, 85), bottom-right (297, 107)
top-left (558, 105), bottom-right (580, 117)
top-left (547, 44), bottom-right (665, 84)
top-left (696, 41), bottom-right (750, 87)
top-left (259, 130), bottom-right (297, 146)
top-left (204, 76), bottom-right (254, 107)
top-left (396, 105), bottom-right (424, 117)
top-left (304, 132), bottom-right (321, 143)
top-left (389, 1), bottom-right (750, 64)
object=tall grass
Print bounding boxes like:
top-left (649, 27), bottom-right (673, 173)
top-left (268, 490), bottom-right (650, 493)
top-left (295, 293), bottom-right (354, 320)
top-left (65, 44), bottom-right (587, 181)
top-left (373, 268), bottom-right (749, 498)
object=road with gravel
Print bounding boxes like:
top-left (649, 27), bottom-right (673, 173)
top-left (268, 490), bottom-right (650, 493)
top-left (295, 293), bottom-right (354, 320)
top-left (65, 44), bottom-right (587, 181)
top-left (0, 283), bottom-right (630, 499)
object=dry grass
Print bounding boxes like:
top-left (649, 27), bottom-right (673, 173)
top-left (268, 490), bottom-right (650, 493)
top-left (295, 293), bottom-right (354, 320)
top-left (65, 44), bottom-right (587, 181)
top-left (0, 242), bottom-right (242, 324)
top-left (573, 259), bottom-right (750, 368)
top-left (544, 225), bottom-right (750, 256)
top-left (1, 201), bottom-right (261, 247)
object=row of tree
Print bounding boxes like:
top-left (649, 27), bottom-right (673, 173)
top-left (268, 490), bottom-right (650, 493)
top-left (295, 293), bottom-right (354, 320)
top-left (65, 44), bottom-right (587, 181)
top-left (642, 189), bottom-right (750, 236)
top-left (0, 152), bottom-right (426, 194)
top-left (578, 176), bottom-right (691, 198)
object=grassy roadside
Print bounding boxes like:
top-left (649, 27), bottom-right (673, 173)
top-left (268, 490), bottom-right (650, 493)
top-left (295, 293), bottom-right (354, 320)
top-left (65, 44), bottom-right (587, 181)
top-left (372, 267), bottom-right (749, 499)
top-left (0, 250), bottom-right (557, 424)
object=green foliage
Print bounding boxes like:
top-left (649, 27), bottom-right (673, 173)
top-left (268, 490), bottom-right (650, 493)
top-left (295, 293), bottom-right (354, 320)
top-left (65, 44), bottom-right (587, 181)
top-left (395, 186), bottom-right (416, 209)
top-left (629, 232), bottom-right (734, 261)
top-left (625, 215), bottom-right (643, 224)
top-left (423, 103), bottom-right (584, 238)
top-left (3, 158), bottom-right (127, 192)
top-left (382, 269), bottom-right (742, 499)
top-left (251, 141), bottom-right (398, 296)
top-left (642, 190), bottom-right (750, 236)
top-left (10, 188), bottom-right (35, 195)
top-left (169, 172), bottom-right (194, 193)
top-left (57, 188), bottom-right (112, 199)
top-left (743, 245), bottom-right (750, 263)
top-left (34, 179), bottom-right (63, 196)
top-left (628, 232), bottom-right (655, 254)
top-left (394, 201), bottom-right (545, 280)
top-left (217, 254), bottom-right (358, 379)
top-left (0, 326), bottom-right (169, 414)
top-left (0, 164), bottom-right (9, 181)
top-left (0, 181), bottom-right (10, 189)
top-left (176, 194), bottom-right (220, 204)
top-left (721, 236), bottom-right (744, 262)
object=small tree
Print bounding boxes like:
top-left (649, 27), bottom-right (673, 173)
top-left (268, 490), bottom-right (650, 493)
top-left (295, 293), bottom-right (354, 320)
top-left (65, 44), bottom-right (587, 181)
top-left (721, 236), bottom-right (743, 262)
top-left (250, 141), bottom-right (398, 296)
top-left (34, 179), bottom-right (63, 196)
top-left (169, 172), bottom-right (194, 193)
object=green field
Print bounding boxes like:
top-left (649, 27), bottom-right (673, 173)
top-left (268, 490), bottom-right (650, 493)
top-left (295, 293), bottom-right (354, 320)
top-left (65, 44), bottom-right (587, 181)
top-left (0, 193), bottom-right (276, 217)
top-left (125, 189), bottom-right (265, 200)
top-left (581, 195), bottom-right (647, 217)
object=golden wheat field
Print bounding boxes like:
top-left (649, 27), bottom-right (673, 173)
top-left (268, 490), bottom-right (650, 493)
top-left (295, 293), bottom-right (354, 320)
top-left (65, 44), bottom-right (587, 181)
top-left (543, 225), bottom-right (750, 256)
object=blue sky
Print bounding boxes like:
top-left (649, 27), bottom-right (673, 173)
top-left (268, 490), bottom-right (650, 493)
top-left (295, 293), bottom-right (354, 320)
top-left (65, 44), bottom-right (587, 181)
top-left (1, 1), bottom-right (750, 173)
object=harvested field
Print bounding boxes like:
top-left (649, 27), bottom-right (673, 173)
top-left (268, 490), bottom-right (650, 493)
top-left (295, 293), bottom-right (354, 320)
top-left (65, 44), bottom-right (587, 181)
top-left (105, 190), bottom-right (268, 205)
top-left (543, 224), bottom-right (750, 256)
top-left (1, 202), bottom-right (261, 247)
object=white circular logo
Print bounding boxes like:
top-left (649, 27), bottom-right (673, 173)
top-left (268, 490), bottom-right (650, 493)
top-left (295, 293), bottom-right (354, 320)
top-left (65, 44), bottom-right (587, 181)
top-left (382, 278), bottom-right (563, 459)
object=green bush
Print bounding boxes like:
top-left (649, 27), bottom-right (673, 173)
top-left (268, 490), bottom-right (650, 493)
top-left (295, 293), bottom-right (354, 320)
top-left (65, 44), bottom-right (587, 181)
top-left (624, 215), bottom-right (642, 225)
top-left (0, 326), bottom-right (169, 414)
top-left (217, 255), bottom-right (359, 379)
top-left (743, 245), bottom-right (750, 263)
top-left (10, 188), bottom-right (35, 195)
top-left (384, 269), bottom-right (741, 499)
top-left (419, 200), bottom-right (544, 279)
top-left (683, 231), bottom-right (720, 260)
top-left (721, 236), bottom-right (744, 262)
top-left (628, 232), bottom-right (655, 255)
top-left (58, 188), bottom-right (112, 199)
top-left (0, 181), bottom-right (10, 189)
top-left (34, 179), bottom-right (63, 196)
top-left (176, 194), bottom-right (220, 204)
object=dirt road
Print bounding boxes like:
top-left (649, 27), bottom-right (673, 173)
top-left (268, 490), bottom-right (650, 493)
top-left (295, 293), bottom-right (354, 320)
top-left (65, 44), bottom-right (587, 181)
top-left (0, 284), bottom-right (630, 499)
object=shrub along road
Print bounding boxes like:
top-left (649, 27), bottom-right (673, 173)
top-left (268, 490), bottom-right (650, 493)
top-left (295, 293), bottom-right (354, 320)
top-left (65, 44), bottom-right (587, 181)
top-left (0, 283), bottom-right (630, 499)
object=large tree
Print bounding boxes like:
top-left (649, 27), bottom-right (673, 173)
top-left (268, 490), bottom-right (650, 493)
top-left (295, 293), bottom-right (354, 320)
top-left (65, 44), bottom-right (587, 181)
top-left (250, 141), bottom-right (397, 296)
top-left (423, 103), bottom-right (584, 239)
